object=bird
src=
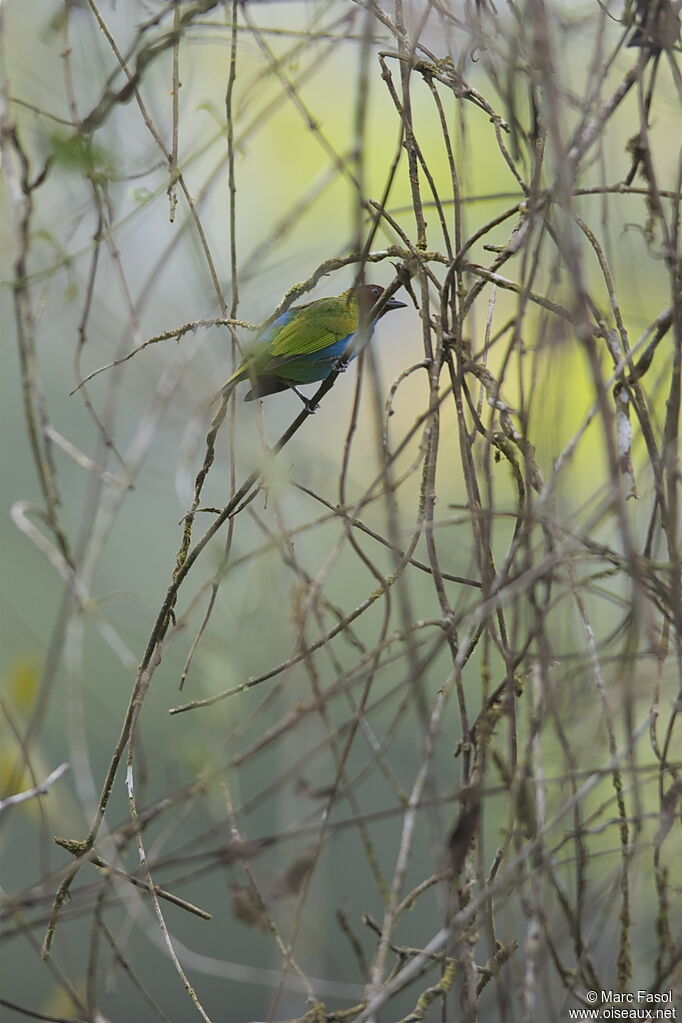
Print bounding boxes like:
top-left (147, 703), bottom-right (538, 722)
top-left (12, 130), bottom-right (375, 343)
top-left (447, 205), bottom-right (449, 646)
top-left (217, 284), bottom-right (406, 412)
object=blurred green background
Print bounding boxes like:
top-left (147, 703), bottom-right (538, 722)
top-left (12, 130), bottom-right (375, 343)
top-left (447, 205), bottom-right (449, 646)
top-left (2, 1), bottom-right (680, 1021)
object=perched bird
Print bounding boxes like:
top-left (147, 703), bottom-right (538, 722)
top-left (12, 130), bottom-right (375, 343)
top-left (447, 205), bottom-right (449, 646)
top-left (218, 284), bottom-right (406, 411)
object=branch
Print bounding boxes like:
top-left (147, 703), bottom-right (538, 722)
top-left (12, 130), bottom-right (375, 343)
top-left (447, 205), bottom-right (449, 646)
top-left (0, 763), bottom-right (70, 815)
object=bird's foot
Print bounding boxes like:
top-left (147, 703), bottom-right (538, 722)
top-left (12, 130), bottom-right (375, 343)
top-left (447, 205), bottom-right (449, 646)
top-left (291, 385), bottom-right (319, 414)
top-left (332, 357), bottom-right (349, 373)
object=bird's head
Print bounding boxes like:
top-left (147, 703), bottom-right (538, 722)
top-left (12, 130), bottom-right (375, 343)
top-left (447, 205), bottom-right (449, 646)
top-left (349, 284), bottom-right (407, 316)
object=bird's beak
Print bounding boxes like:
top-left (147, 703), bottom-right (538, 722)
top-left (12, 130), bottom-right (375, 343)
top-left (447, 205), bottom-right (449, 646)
top-left (384, 296), bottom-right (407, 311)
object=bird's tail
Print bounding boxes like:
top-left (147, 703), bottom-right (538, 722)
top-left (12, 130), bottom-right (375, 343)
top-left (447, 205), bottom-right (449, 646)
top-left (211, 366), bottom-right (245, 406)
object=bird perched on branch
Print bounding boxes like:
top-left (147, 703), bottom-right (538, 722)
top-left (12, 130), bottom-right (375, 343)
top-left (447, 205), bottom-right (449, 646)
top-left (217, 284), bottom-right (406, 412)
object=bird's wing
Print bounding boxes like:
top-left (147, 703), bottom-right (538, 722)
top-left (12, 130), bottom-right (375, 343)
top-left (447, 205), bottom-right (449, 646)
top-left (267, 298), bottom-right (358, 360)
top-left (217, 309), bottom-right (298, 391)
top-left (217, 298), bottom-right (358, 393)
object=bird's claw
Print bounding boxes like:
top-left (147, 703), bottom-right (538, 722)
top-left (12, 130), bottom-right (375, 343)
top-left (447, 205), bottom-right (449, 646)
top-left (332, 358), bottom-right (348, 373)
top-left (291, 385), bottom-right (320, 414)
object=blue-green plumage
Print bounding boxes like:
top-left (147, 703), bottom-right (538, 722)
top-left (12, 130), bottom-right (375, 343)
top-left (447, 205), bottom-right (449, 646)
top-left (218, 284), bottom-right (406, 408)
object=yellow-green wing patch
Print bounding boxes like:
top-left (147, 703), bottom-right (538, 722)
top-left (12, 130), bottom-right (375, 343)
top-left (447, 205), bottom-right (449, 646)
top-left (268, 297), bottom-right (358, 359)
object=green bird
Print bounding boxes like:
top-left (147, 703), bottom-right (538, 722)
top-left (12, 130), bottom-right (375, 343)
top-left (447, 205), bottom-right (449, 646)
top-left (218, 284), bottom-right (406, 411)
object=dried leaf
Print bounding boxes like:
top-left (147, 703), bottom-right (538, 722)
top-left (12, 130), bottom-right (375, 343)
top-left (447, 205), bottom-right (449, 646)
top-left (231, 883), bottom-right (270, 931)
top-left (270, 846), bottom-right (317, 899)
